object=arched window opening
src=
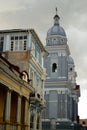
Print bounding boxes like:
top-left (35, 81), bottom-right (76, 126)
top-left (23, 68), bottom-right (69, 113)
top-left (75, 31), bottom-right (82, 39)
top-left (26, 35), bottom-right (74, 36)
top-left (52, 63), bottom-right (57, 72)
top-left (70, 67), bottom-right (73, 71)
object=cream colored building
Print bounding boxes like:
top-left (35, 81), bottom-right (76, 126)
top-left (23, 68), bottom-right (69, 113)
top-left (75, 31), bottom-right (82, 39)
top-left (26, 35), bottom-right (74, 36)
top-left (0, 54), bottom-right (34, 130)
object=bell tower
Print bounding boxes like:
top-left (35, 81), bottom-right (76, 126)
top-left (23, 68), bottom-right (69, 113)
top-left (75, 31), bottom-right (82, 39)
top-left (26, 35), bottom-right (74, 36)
top-left (42, 10), bottom-right (80, 129)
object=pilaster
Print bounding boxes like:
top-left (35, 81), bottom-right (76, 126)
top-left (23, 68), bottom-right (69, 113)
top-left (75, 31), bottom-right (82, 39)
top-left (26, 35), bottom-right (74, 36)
top-left (5, 89), bottom-right (12, 130)
top-left (17, 94), bottom-right (21, 123)
top-left (33, 109), bottom-right (37, 130)
top-left (5, 89), bottom-right (11, 122)
top-left (28, 107), bottom-right (31, 130)
top-left (39, 112), bottom-right (42, 130)
top-left (24, 98), bottom-right (29, 130)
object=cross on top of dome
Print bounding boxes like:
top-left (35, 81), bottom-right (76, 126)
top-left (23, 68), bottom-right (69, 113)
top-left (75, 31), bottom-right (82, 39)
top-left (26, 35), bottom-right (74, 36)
top-left (54, 7), bottom-right (60, 25)
top-left (56, 7), bottom-right (57, 15)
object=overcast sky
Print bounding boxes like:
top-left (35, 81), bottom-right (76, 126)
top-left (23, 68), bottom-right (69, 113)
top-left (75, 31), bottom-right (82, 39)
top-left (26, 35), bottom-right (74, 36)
top-left (0, 0), bottom-right (87, 119)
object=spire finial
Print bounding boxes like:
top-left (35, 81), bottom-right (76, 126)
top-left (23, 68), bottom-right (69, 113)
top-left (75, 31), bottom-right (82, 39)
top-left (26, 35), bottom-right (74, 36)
top-left (55, 7), bottom-right (57, 15)
top-left (54, 7), bottom-right (60, 25)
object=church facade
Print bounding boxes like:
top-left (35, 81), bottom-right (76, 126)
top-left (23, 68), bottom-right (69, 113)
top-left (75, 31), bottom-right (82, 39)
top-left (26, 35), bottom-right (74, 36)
top-left (42, 11), bottom-right (81, 129)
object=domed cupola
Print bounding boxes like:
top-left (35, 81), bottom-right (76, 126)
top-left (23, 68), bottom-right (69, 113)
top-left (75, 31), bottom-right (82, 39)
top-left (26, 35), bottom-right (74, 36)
top-left (67, 56), bottom-right (75, 73)
top-left (67, 56), bottom-right (74, 65)
top-left (46, 8), bottom-right (67, 46)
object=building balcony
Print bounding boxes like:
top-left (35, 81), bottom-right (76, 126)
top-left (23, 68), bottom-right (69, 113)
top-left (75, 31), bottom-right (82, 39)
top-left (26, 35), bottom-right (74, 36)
top-left (30, 92), bottom-right (45, 108)
top-left (30, 92), bottom-right (41, 103)
top-left (40, 99), bottom-right (46, 108)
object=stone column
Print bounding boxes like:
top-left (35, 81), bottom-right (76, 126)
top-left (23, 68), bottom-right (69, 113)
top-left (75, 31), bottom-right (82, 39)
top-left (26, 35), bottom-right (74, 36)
top-left (24, 98), bottom-right (29, 130)
top-left (5, 89), bottom-right (11, 121)
top-left (33, 109), bottom-right (37, 130)
top-left (17, 94), bottom-right (21, 130)
top-left (17, 95), bottom-right (21, 123)
top-left (28, 107), bottom-right (31, 130)
top-left (39, 112), bottom-right (42, 130)
top-left (5, 89), bottom-right (11, 130)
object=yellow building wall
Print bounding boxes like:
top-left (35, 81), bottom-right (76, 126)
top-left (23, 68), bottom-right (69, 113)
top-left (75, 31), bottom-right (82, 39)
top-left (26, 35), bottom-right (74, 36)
top-left (0, 74), bottom-right (31, 98)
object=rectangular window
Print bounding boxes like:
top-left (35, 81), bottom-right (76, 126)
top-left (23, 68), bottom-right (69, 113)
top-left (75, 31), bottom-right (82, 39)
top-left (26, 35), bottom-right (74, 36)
top-left (0, 42), bottom-right (3, 52)
top-left (15, 36), bottom-right (18, 40)
top-left (0, 37), bottom-right (4, 52)
top-left (11, 36), bottom-right (14, 40)
top-left (19, 36), bottom-right (23, 40)
top-left (15, 41), bottom-right (18, 50)
top-left (19, 41), bottom-right (23, 50)
top-left (11, 42), bottom-right (14, 51)
top-left (24, 41), bottom-right (26, 50)
top-left (10, 35), bottom-right (27, 51)
top-left (24, 35), bottom-right (27, 39)
top-left (0, 37), bottom-right (4, 40)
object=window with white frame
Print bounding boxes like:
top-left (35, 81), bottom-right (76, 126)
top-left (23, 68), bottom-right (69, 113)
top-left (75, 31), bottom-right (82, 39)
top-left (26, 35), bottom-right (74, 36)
top-left (10, 35), bottom-right (27, 51)
top-left (19, 40), bottom-right (23, 50)
top-left (15, 41), bottom-right (18, 51)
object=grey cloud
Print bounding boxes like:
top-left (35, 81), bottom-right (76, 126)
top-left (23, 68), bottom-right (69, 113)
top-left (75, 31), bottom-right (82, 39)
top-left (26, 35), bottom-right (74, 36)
top-left (0, 1), bottom-right (87, 116)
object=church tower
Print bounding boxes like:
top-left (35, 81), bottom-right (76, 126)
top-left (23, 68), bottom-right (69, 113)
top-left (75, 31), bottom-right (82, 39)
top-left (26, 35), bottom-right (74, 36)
top-left (42, 9), bottom-right (80, 129)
